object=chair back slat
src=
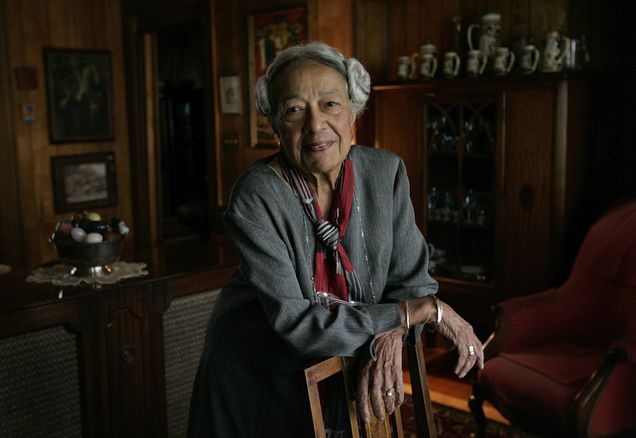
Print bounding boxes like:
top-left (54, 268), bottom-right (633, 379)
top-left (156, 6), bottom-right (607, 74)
top-left (407, 341), bottom-right (437, 437)
top-left (305, 336), bottom-right (437, 438)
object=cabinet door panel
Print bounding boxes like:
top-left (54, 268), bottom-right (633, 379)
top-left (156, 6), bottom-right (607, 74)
top-left (373, 91), bottom-right (424, 218)
top-left (500, 88), bottom-right (555, 296)
top-left (95, 286), bottom-right (168, 438)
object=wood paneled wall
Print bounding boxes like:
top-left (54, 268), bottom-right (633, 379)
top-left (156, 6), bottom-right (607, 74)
top-left (0, 2), bottom-right (24, 267)
top-left (1, 0), bottom-right (132, 268)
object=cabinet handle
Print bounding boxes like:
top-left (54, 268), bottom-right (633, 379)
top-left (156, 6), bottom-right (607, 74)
top-left (519, 184), bottom-right (534, 210)
top-left (120, 345), bottom-right (134, 363)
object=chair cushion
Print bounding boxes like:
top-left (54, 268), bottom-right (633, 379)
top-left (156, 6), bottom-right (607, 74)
top-left (478, 341), bottom-right (604, 431)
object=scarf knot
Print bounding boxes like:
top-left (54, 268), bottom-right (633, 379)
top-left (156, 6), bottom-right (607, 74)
top-left (279, 154), bottom-right (363, 302)
top-left (316, 219), bottom-right (339, 249)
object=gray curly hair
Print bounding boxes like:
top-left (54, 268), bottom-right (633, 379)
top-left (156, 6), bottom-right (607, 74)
top-left (255, 42), bottom-right (371, 122)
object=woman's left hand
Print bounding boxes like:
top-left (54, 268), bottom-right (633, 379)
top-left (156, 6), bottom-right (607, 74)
top-left (436, 304), bottom-right (484, 378)
top-left (356, 328), bottom-right (405, 423)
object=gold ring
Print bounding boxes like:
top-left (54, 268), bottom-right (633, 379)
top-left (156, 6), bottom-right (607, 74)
top-left (384, 387), bottom-right (395, 398)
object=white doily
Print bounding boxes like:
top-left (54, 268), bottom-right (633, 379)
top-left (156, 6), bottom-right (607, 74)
top-left (26, 261), bottom-right (149, 287)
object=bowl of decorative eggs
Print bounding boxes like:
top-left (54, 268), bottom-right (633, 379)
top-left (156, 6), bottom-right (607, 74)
top-left (50, 211), bottom-right (129, 277)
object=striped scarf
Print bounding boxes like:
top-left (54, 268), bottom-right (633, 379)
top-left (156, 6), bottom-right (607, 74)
top-left (280, 154), bottom-right (363, 303)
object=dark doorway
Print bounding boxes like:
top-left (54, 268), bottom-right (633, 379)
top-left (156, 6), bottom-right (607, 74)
top-left (123, 0), bottom-right (217, 248)
top-left (157, 25), bottom-right (209, 243)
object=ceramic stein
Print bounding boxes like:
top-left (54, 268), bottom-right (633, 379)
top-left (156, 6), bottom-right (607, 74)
top-left (466, 50), bottom-right (487, 76)
top-left (493, 47), bottom-right (515, 75)
top-left (411, 42), bottom-right (438, 80)
top-left (467, 12), bottom-right (501, 61)
top-left (541, 30), bottom-right (570, 72)
top-left (419, 53), bottom-right (438, 79)
top-left (442, 52), bottom-right (461, 78)
top-left (519, 44), bottom-right (540, 74)
top-left (397, 56), bottom-right (414, 81)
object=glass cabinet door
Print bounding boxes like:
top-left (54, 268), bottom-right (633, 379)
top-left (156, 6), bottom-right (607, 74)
top-left (425, 99), bottom-right (497, 283)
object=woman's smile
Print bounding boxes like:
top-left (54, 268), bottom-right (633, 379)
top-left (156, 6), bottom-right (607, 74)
top-left (304, 139), bottom-right (335, 153)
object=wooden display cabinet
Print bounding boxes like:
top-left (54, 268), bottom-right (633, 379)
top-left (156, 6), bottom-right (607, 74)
top-left (358, 75), bottom-right (591, 330)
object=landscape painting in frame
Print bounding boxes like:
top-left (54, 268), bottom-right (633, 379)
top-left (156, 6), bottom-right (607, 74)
top-left (51, 152), bottom-right (117, 213)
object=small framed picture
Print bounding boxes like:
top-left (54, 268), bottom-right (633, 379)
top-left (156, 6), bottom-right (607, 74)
top-left (44, 48), bottom-right (114, 143)
top-left (219, 76), bottom-right (242, 114)
top-left (248, 6), bottom-right (307, 147)
top-left (51, 152), bottom-right (118, 213)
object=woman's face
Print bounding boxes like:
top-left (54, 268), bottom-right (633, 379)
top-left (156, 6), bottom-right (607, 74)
top-left (272, 61), bottom-right (355, 185)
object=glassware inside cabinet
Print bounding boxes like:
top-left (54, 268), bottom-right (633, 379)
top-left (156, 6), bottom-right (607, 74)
top-left (425, 100), bottom-right (496, 283)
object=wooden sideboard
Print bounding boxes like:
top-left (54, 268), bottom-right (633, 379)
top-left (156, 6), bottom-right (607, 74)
top-left (0, 242), bottom-right (236, 438)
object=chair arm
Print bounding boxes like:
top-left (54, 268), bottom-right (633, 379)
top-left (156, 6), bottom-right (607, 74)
top-left (611, 338), bottom-right (636, 363)
top-left (491, 288), bottom-right (562, 353)
top-left (569, 346), bottom-right (633, 436)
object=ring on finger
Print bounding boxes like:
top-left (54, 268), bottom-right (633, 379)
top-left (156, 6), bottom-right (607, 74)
top-left (468, 345), bottom-right (476, 356)
top-left (384, 387), bottom-right (395, 398)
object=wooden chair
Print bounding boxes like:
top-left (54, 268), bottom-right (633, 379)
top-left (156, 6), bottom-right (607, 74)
top-left (304, 336), bottom-right (437, 438)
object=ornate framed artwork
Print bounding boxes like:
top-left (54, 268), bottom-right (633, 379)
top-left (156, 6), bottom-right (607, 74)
top-left (44, 48), bottom-right (114, 143)
top-left (247, 6), bottom-right (307, 148)
top-left (51, 152), bottom-right (118, 213)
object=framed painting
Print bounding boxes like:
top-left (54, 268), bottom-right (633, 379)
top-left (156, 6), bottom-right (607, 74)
top-left (44, 48), bottom-right (114, 143)
top-left (51, 152), bottom-right (118, 213)
top-left (248, 6), bottom-right (307, 148)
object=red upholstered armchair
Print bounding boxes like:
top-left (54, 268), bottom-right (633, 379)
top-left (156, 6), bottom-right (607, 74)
top-left (470, 200), bottom-right (636, 437)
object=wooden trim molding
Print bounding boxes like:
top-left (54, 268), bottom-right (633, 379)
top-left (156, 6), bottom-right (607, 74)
top-left (0, 0), bottom-right (25, 268)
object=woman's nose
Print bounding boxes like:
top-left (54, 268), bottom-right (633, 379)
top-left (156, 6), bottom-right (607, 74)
top-left (302, 107), bottom-right (326, 134)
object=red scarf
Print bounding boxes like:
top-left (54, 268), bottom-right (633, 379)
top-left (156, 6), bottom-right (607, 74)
top-left (280, 155), bottom-right (361, 302)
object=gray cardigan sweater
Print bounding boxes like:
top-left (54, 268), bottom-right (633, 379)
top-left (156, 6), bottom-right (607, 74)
top-left (188, 145), bottom-right (437, 437)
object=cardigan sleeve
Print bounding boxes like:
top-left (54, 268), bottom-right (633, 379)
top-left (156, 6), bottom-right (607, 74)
top-left (224, 184), bottom-right (403, 360)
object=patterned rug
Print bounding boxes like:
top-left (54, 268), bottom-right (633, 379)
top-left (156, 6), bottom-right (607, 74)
top-left (400, 396), bottom-right (542, 437)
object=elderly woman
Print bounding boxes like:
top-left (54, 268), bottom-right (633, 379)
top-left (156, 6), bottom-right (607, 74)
top-left (188, 42), bottom-right (483, 437)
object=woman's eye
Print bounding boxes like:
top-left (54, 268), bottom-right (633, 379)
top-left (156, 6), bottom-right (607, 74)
top-left (324, 101), bottom-right (343, 112)
top-left (282, 106), bottom-right (303, 120)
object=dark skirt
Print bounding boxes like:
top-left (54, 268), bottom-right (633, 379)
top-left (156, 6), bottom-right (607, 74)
top-left (188, 301), bottom-right (314, 438)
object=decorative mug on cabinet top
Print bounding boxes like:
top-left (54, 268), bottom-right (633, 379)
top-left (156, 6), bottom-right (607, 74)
top-left (466, 50), bottom-right (487, 76)
top-left (442, 52), bottom-right (461, 78)
top-left (541, 30), bottom-right (570, 72)
top-left (519, 44), bottom-right (540, 74)
top-left (467, 12), bottom-right (501, 60)
top-left (397, 56), bottom-right (414, 81)
top-left (419, 54), bottom-right (438, 79)
top-left (411, 42), bottom-right (438, 80)
top-left (493, 47), bottom-right (515, 75)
